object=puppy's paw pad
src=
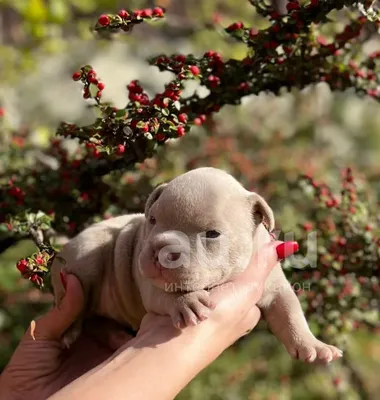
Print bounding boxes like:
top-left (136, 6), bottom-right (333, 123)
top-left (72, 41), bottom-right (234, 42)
top-left (170, 290), bottom-right (215, 329)
top-left (290, 340), bottom-right (343, 364)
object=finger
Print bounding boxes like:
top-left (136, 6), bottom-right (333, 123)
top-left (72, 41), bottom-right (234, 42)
top-left (30, 274), bottom-right (85, 340)
top-left (83, 317), bottom-right (135, 351)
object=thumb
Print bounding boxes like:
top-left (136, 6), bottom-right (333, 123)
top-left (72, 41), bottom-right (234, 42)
top-left (29, 274), bottom-right (85, 341)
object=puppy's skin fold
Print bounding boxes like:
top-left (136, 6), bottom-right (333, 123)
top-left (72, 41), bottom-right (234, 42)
top-left (51, 167), bottom-right (342, 363)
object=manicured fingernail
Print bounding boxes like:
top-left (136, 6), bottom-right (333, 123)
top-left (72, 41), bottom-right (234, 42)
top-left (276, 242), bottom-right (299, 260)
top-left (60, 271), bottom-right (67, 290)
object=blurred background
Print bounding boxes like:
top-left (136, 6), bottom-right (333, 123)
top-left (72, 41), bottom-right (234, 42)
top-left (0, 0), bottom-right (379, 399)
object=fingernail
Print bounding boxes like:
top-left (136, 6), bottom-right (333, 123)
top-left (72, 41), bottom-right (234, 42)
top-left (60, 271), bottom-right (67, 290)
top-left (276, 242), bottom-right (299, 260)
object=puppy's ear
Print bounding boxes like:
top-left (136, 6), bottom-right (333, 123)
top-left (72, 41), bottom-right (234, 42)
top-left (248, 192), bottom-right (275, 232)
top-left (145, 183), bottom-right (167, 217)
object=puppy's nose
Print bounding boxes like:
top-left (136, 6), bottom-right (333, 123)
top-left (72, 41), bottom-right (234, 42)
top-left (167, 252), bottom-right (181, 262)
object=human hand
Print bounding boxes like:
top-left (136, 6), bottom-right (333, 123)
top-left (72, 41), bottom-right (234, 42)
top-left (0, 274), bottom-right (133, 400)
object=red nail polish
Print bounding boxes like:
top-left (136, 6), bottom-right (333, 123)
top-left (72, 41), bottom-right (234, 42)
top-left (60, 271), bottom-right (67, 290)
top-left (276, 242), bottom-right (299, 260)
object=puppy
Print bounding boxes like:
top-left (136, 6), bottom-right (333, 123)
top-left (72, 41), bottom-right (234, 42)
top-left (51, 167), bottom-right (342, 363)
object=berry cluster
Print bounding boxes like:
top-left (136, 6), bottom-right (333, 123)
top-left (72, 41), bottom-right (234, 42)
top-left (95, 7), bottom-right (165, 34)
top-left (16, 251), bottom-right (53, 288)
top-left (72, 66), bottom-right (106, 101)
top-left (284, 168), bottom-right (380, 346)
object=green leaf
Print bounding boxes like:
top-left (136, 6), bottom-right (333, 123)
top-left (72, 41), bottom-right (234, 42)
top-left (115, 109), bottom-right (127, 118)
top-left (162, 108), bottom-right (170, 116)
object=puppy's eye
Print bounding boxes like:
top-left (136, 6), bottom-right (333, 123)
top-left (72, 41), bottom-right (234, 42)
top-left (205, 230), bottom-right (220, 239)
top-left (149, 216), bottom-right (156, 225)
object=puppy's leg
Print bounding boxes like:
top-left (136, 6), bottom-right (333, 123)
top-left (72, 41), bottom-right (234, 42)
top-left (258, 265), bottom-right (342, 363)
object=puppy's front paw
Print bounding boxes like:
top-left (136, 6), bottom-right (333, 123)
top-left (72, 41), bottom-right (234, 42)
top-left (288, 339), bottom-right (343, 363)
top-left (170, 290), bottom-right (216, 329)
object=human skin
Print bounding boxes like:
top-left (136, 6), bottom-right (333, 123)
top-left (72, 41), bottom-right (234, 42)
top-left (0, 240), bottom-right (296, 400)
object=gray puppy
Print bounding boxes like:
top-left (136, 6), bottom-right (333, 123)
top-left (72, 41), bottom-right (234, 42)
top-left (51, 167), bottom-right (342, 363)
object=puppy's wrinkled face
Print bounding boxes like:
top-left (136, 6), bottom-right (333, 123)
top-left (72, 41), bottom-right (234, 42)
top-left (138, 168), bottom-right (274, 292)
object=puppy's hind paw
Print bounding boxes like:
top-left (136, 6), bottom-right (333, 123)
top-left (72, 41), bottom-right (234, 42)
top-left (170, 290), bottom-right (216, 329)
top-left (288, 339), bottom-right (343, 364)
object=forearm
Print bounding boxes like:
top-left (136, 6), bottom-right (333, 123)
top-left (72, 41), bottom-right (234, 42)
top-left (48, 316), bottom-right (225, 400)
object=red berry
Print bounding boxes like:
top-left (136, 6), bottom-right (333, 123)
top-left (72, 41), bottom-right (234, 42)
top-left (189, 65), bottom-right (200, 75)
top-left (204, 51), bottom-right (215, 58)
top-left (35, 255), bottom-right (44, 265)
top-left (264, 41), bottom-right (278, 49)
top-left (194, 117), bottom-right (202, 126)
top-left (87, 71), bottom-right (96, 82)
top-left (88, 76), bottom-right (98, 84)
top-left (16, 259), bottom-right (29, 274)
top-left (93, 149), bottom-right (101, 158)
top-left (83, 89), bottom-right (90, 99)
top-left (287, 2), bottom-right (300, 12)
top-left (97, 82), bottom-right (105, 90)
top-left (81, 192), bottom-right (89, 201)
top-left (333, 377), bottom-right (341, 387)
top-left (156, 133), bottom-right (166, 141)
top-left (127, 80), bottom-right (143, 93)
top-left (338, 237), bottom-right (347, 246)
top-left (175, 54), bottom-right (186, 63)
top-left (153, 7), bottom-right (164, 17)
top-left (72, 72), bottom-right (81, 81)
top-left (310, 0), bottom-right (319, 6)
top-left (98, 14), bottom-right (110, 26)
top-left (178, 113), bottom-right (188, 123)
top-left (239, 82), bottom-right (249, 90)
top-left (116, 144), bottom-right (125, 155)
top-left (177, 126), bottom-right (185, 137)
top-left (96, 91), bottom-right (102, 98)
top-left (270, 11), bottom-right (280, 19)
top-left (303, 222), bottom-right (313, 232)
top-left (208, 75), bottom-right (220, 87)
top-left (30, 274), bottom-right (42, 285)
top-left (118, 9), bottom-right (129, 19)
top-left (226, 22), bottom-right (243, 31)
top-left (141, 9), bottom-right (153, 18)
